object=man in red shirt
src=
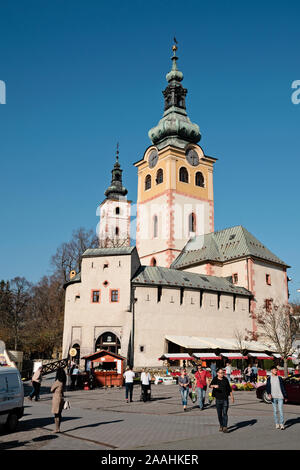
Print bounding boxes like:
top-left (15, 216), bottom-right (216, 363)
top-left (195, 364), bottom-right (210, 410)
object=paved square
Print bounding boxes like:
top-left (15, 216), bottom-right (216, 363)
top-left (1, 375), bottom-right (300, 451)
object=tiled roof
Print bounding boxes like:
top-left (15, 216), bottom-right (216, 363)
top-left (132, 265), bottom-right (252, 296)
top-left (171, 225), bottom-right (289, 269)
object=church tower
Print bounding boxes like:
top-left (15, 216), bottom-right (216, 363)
top-left (134, 43), bottom-right (217, 267)
top-left (98, 145), bottom-right (131, 247)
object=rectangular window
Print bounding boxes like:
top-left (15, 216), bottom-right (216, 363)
top-left (232, 273), bottom-right (238, 284)
top-left (266, 274), bottom-right (271, 285)
top-left (91, 290), bottom-right (100, 303)
top-left (110, 289), bottom-right (119, 302)
top-left (265, 298), bottom-right (272, 312)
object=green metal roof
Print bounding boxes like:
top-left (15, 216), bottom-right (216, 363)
top-left (132, 265), bottom-right (252, 296)
top-left (82, 246), bottom-right (136, 258)
top-left (171, 225), bottom-right (289, 269)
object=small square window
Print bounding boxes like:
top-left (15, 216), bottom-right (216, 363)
top-left (92, 290), bottom-right (100, 303)
top-left (140, 346), bottom-right (145, 352)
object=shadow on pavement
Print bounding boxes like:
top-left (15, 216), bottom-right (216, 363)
top-left (66, 419), bottom-right (124, 432)
top-left (284, 417), bottom-right (300, 429)
top-left (0, 439), bottom-right (31, 450)
top-left (228, 419), bottom-right (257, 433)
top-left (17, 416), bottom-right (80, 431)
top-left (149, 397), bottom-right (172, 402)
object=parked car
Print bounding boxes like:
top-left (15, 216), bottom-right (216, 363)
top-left (256, 374), bottom-right (300, 404)
top-left (0, 366), bottom-right (24, 432)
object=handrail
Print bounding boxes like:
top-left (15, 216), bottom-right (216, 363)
top-left (41, 358), bottom-right (69, 376)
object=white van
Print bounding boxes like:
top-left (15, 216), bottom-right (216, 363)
top-left (0, 366), bottom-right (24, 432)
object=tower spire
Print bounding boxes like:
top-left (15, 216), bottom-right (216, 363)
top-left (148, 41), bottom-right (201, 149)
top-left (104, 145), bottom-right (128, 199)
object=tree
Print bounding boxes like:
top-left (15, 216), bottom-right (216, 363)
top-left (23, 275), bottom-right (65, 358)
top-left (0, 277), bottom-right (32, 350)
top-left (99, 235), bottom-right (130, 249)
top-left (51, 227), bottom-right (98, 282)
top-left (0, 280), bottom-right (13, 347)
top-left (246, 301), bottom-right (300, 377)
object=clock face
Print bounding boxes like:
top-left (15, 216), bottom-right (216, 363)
top-left (186, 149), bottom-right (199, 166)
top-left (149, 150), bottom-right (158, 169)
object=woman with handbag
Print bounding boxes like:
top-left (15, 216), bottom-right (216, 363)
top-left (51, 367), bottom-right (67, 433)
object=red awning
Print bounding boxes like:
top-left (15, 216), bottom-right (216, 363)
top-left (221, 353), bottom-right (248, 359)
top-left (159, 354), bottom-right (193, 361)
top-left (193, 354), bottom-right (222, 360)
top-left (248, 353), bottom-right (273, 360)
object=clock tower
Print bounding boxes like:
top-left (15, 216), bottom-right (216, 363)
top-left (134, 43), bottom-right (217, 267)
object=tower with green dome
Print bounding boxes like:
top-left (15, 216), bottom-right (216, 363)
top-left (134, 41), bottom-right (217, 268)
top-left (98, 145), bottom-right (131, 248)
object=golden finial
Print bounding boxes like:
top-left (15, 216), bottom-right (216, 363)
top-left (172, 36), bottom-right (178, 55)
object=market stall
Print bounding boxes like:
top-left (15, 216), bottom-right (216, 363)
top-left (82, 350), bottom-right (126, 387)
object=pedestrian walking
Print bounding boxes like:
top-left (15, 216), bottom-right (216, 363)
top-left (210, 367), bottom-right (234, 433)
top-left (210, 361), bottom-right (217, 379)
top-left (244, 365), bottom-right (252, 382)
top-left (51, 367), bottom-right (67, 433)
top-left (266, 365), bottom-right (287, 430)
top-left (194, 364), bottom-right (209, 410)
top-left (28, 366), bottom-right (43, 401)
top-left (251, 363), bottom-right (258, 383)
top-left (123, 365), bottom-right (135, 403)
top-left (225, 363), bottom-right (232, 383)
top-left (178, 368), bottom-right (190, 412)
top-left (70, 364), bottom-right (79, 390)
top-left (140, 368), bottom-right (151, 402)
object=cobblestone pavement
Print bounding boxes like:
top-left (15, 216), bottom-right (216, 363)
top-left (1, 376), bottom-right (300, 451)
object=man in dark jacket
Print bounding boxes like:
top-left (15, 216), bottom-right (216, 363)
top-left (210, 367), bottom-right (234, 433)
top-left (266, 366), bottom-right (287, 430)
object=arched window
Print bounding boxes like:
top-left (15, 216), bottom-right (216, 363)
top-left (189, 213), bottom-right (196, 233)
top-left (115, 206), bottom-right (120, 215)
top-left (156, 169), bottom-right (163, 185)
top-left (195, 171), bottom-right (205, 187)
top-left (95, 332), bottom-right (120, 354)
top-left (150, 257), bottom-right (157, 267)
top-left (179, 167), bottom-right (189, 183)
top-left (115, 227), bottom-right (119, 236)
top-left (145, 174), bottom-right (151, 190)
top-left (153, 215), bottom-right (158, 238)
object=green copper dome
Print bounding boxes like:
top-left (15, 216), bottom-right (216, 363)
top-left (148, 44), bottom-right (201, 150)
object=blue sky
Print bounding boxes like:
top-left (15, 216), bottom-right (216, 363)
top-left (0, 0), bottom-right (299, 301)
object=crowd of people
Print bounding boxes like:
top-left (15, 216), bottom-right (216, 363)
top-left (26, 359), bottom-right (292, 434)
top-left (176, 363), bottom-right (289, 432)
